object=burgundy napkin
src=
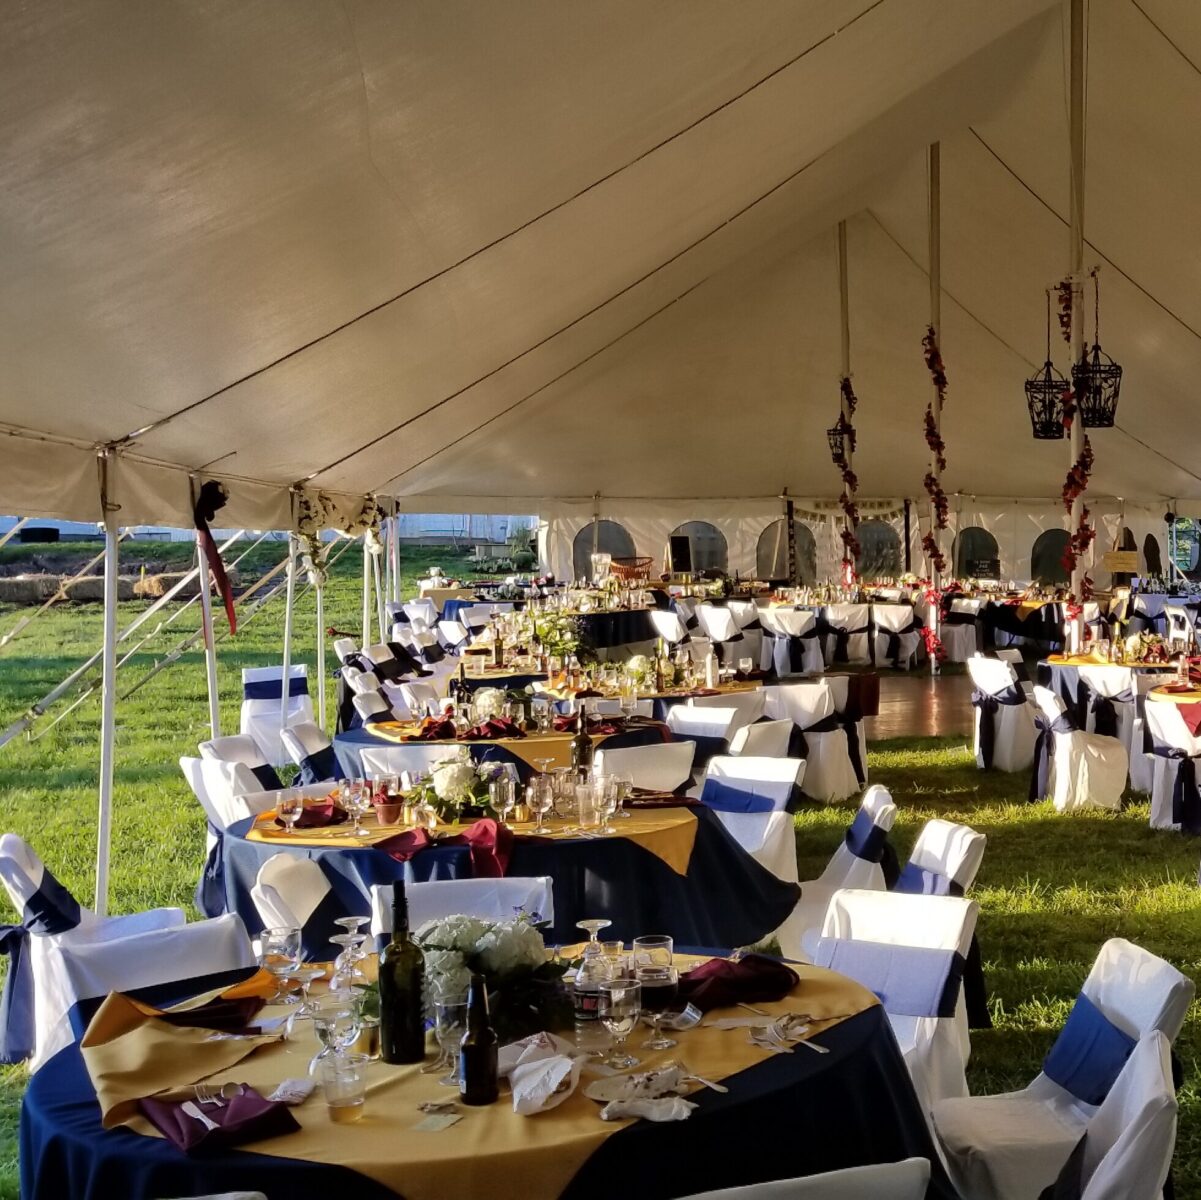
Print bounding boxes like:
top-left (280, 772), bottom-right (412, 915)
top-left (461, 717), bottom-right (526, 740)
top-left (275, 799), bottom-right (347, 829)
top-left (155, 997), bottom-right (266, 1034)
top-left (1177, 702), bottom-right (1201, 736)
top-left (406, 716), bottom-right (458, 741)
top-left (377, 817), bottom-right (513, 878)
top-left (677, 954), bottom-right (799, 1013)
top-left (138, 1084), bottom-right (299, 1155)
top-left (552, 714), bottom-right (625, 735)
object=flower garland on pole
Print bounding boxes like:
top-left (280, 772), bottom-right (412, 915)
top-left (1060, 433), bottom-right (1095, 596)
top-left (832, 376), bottom-right (861, 580)
top-left (920, 325), bottom-right (949, 578)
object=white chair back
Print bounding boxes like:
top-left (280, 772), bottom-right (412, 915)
top-left (404, 599), bottom-right (438, 628)
top-left (1033, 683), bottom-right (1070, 724)
top-left (729, 719), bottom-right (792, 757)
top-left (1081, 937), bottom-right (1195, 1044)
top-left (816, 785), bottom-right (898, 889)
top-left (461, 605), bottom-right (495, 630)
top-left (696, 604), bottom-right (741, 643)
top-left (688, 688), bottom-right (766, 730)
top-left (333, 637), bottom-right (359, 662)
top-left (650, 609), bottom-right (689, 644)
top-left (353, 692), bottom-right (394, 723)
top-left (240, 665), bottom-right (313, 764)
top-left (1077, 1032), bottom-right (1176, 1200)
top-left (763, 680), bottom-right (837, 725)
top-left (251, 854), bottom-right (335, 930)
top-left (906, 818), bottom-right (987, 892)
top-left (966, 654), bottom-right (1021, 695)
top-left (774, 607), bottom-right (817, 638)
top-left (349, 671), bottom-right (382, 695)
top-left (822, 888), bottom-right (978, 955)
top-left (675, 1157), bottom-right (930, 1199)
top-left (667, 706), bottom-right (740, 744)
top-left (198, 734), bottom-right (268, 769)
top-left (400, 681), bottom-right (442, 717)
top-left (701, 755), bottom-right (804, 811)
top-left (280, 721), bottom-right (331, 767)
top-left (727, 599), bottom-right (760, 630)
top-left (593, 742), bottom-right (695, 792)
top-left (0, 834), bottom-right (83, 926)
top-left (369, 877), bottom-right (554, 940)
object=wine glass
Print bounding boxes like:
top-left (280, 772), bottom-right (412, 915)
top-left (434, 997), bottom-right (468, 1086)
top-left (577, 918), bottom-right (612, 952)
top-left (276, 789), bottom-right (303, 835)
top-left (259, 927), bottom-right (301, 1003)
top-left (289, 964), bottom-right (326, 1018)
top-left (636, 965), bottom-right (680, 1050)
top-left (329, 933), bottom-right (369, 989)
top-left (593, 775), bottom-right (618, 834)
top-left (612, 770), bottom-right (634, 819)
top-left (527, 775), bottom-right (554, 834)
top-left (599, 978), bottom-right (641, 1069)
top-left (309, 990), bottom-right (363, 1074)
top-left (489, 776), bottom-right (517, 824)
top-left (738, 657), bottom-right (754, 676)
top-left (343, 782), bottom-right (371, 838)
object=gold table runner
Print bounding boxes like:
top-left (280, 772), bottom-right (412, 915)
top-left (89, 959), bottom-right (877, 1200)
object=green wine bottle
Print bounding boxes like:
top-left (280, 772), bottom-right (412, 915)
top-left (459, 972), bottom-right (499, 1105)
top-left (378, 880), bottom-right (426, 1064)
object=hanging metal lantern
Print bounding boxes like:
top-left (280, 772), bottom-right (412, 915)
top-left (1025, 360), bottom-right (1067, 439)
top-left (1073, 270), bottom-right (1122, 428)
top-left (1026, 289), bottom-right (1066, 439)
top-left (827, 416), bottom-right (854, 465)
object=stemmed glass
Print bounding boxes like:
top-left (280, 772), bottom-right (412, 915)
top-left (612, 771), bottom-right (634, 819)
top-left (289, 964), bottom-right (326, 1017)
top-left (636, 965), bottom-right (680, 1050)
top-left (329, 932), bottom-right (369, 989)
top-left (433, 997), bottom-right (468, 1086)
top-left (594, 775), bottom-right (619, 834)
top-left (527, 775), bottom-right (554, 835)
top-left (598, 978), bottom-right (642, 1069)
top-left (342, 781), bottom-right (372, 838)
top-left (489, 776), bottom-right (517, 824)
top-left (259, 926), bottom-right (301, 1003)
top-left (309, 990), bottom-right (363, 1075)
top-left (276, 788), bottom-right (303, 835)
top-left (577, 918), bottom-right (612, 947)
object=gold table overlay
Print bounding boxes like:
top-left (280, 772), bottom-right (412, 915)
top-left (83, 958), bottom-right (877, 1200)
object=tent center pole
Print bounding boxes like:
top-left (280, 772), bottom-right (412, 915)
top-left (837, 221), bottom-right (855, 586)
top-left (1066, 0), bottom-right (1086, 653)
top-left (927, 142), bottom-right (942, 676)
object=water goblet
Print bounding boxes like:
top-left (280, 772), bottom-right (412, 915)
top-left (737, 657), bottom-right (754, 676)
top-left (343, 782), bottom-right (371, 838)
top-left (309, 990), bottom-right (363, 1075)
top-left (527, 775), bottom-right (554, 835)
top-left (636, 965), bottom-right (680, 1051)
top-left (599, 978), bottom-right (642, 1069)
top-left (259, 927), bottom-right (301, 1003)
top-left (612, 771), bottom-right (634, 820)
top-left (276, 788), bottom-right (303, 835)
top-left (434, 997), bottom-right (468, 1087)
top-left (594, 774), bottom-right (618, 834)
top-left (329, 933), bottom-right (368, 989)
top-left (577, 918), bottom-right (612, 947)
top-left (289, 964), bottom-right (326, 1018)
top-left (489, 776), bottom-right (517, 824)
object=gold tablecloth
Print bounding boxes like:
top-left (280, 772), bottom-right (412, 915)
top-left (86, 958), bottom-right (877, 1200)
top-left (245, 807), bottom-right (700, 877)
top-left (1147, 685), bottom-right (1201, 706)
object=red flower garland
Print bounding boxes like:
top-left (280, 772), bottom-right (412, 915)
top-left (832, 377), bottom-right (861, 576)
top-left (919, 624), bottom-right (947, 665)
top-left (921, 532), bottom-right (947, 578)
top-left (920, 328), bottom-right (950, 579)
top-left (922, 327), bottom-right (948, 409)
top-left (840, 376), bottom-right (858, 418)
top-left (924, 406), bottom-right (946, 473)
top-left (1062, 437), bottom-right (1094, 513)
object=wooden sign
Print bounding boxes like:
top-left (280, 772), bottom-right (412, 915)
top-left (1103, 550), bottom-right (1139, 573)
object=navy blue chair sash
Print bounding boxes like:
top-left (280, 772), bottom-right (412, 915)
top-left (881, 617), bottom-right (922, 668)
top-left (362, 709), bottom-right (392, 726)
top-left (700, 778), bottom-right (781, 814)
top-left (768, 627), bottom-right (819, 675)
top-left (971, 683), bottom-right (1027, 770)
top-left (844, 809), bottom-right (887, 862)
top-left (298, 744), bottom-right (343, 786)
top-left (249, 763), bottom-right (284, 792)
top-left (812, 938), bottom-right (964, 1018)
top-left (1042, 991), bottom-right (1136, 1106)
top-left (243, 677), bottom-right (308, 701)
top-left (795, 713), bottom-right (866, 787)
top-left (1148, 737), bottom-right (1201, 835)
top-left (893, 863), bottom-right (964, 897)
top-left (942, 610), bottom-right (977, 626)
top-left (821, 619), bottom-right (871, 664)
top-left (1029, 711), bottom-right (1077, 802)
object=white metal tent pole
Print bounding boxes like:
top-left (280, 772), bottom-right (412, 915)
top-left (315, 577), bottom-right (327, 730)
top-left (928, 142), bottom-right (942, 676)
top-left (361, 536), bottom-right (371, 646)
top-left (195, 536), bottom-right (220, 739)
top-left (390, 503), bottom-right (402, 603)
top-left (94, 451), bottom-right (119, 916)
top-left (1067, 0), bottom-right (1086, 652)
top-left (372, 546), bottom-right (386, 642)
top-left (383, 516), bottom-right (393, 606)
top-left (837, 221), bottom-right (854, 586)
top-left (0, 518), bottom-right (28, 551)
top-left (280, 532), bottom-right (297, 738)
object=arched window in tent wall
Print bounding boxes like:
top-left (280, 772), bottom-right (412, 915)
top-left (952, 526), bottom-right (1000, 579)
top-left (855, 520), bottom-right (901, 581)
top-left (756, 519), bottom-right (817, 583)
top-left (571, 520), bottom-right (636, 581)
top-left (1031, 528), bottom-right (1071, 585)
top-left (670, 521), bottom-right (728, 575)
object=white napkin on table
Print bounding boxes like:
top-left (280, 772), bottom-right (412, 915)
top-left (600, 1096), bottom-right (697, 1122)
top-left (511, 1053), bottom-right (582, 1115)
top-left (497, 1031), bottom-right (576, 1077)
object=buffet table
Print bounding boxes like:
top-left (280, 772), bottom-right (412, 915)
top-left (210, 804), bottom-right (801, 950)
top-left (20, 964), bottom-right (953, 1200)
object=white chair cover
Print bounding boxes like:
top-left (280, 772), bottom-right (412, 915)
top-left (404, 599), bottom-right (438, 628)
top-left (726, 598), bottom-right (763, 667)
top-left (399, 681), bottom-right (442, 718)
top-left (332, 637), bottom-right (359, 663)
top-left (872, 603), bottom-right (923, 670)
top-left (650, 609), bottom-right (690, 645)
top-left (763, 682), bottom-right (861, 803)
top-left (250, 853), bottom-right (346, 933)
top-left (437, 619), bottom-right (470, 650)
top-left (967, 656), bottom-right (1036, 773)
top-left (789, 784), bottom-right (898, 962)
top-left (1143, 697), bottom-right (1201, 831)
top-left (1032, 686), bottom-right (1128, 813)
top-left (239, 664), bottom-right (314, 766)
top-left (675, 1157), bottom-right (930, 1199)
top-left (358, 743), bottom-right (459, 779)
top-left (593, 741), bottom-right (695, 792)
top-left (905, 818), bottom-right (987, 893)
top-left (688, 688), bottom-right (766, 732)
top-left (666, 705), bottom-right (740, 746)
top-left (180, 758), bottom-right (283, 843)
top-left (942, 597), bottom-right (982, 662)
top-left (280, 721), bottom-right (331, 767)
top-left (696, 604), bottom-right (747, 666)
top-left (0, 833), bottom-right (252, 1069)
top-left (369, 877), bottom-right (555, 940)
top-left (729, 719), bottom-right (792, 758)
top-left (761, 607), bottom-right (824, 677)
top-left (932, 938), bottom-right (1193, 1200)
top-left (821, 602), bottom-right (873, 667)
top-left (821, 888), bottom-right (979, 1112)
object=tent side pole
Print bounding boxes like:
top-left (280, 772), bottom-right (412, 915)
top-left (1067, 0), bottom-right (1086, 652)
top-left (927, 142), bottom-right (942, 676)
top-left (373, 549), bottom-right (386, 642)
top-left (94, 455), bottom-right (119, 916)
top-left (315, 580), bottom-right (327, 729)
top-left (837, 221), bottom-right (854, 586)
top-left (361, 537), bottom-right (371, 646)
top-left (391, 504), bottom-right (402, 603)
top-left (196, 539), bottom-right (220, 739)
top-left (280, 533), bottom-right (296, 738)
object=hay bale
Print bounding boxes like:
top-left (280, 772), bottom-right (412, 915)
top-left (63, 575), bottom-right (137, 603)
top-left (0, 574), bottom-right (58, 605)
top-left (134, 567), bottom-right (240, 599)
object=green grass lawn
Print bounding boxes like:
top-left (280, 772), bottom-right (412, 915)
top-left (0, 544), bottom-right (1198, 1194)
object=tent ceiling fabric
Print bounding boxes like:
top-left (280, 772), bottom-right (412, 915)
top-left (1, 0), bottom-right (1198, 525)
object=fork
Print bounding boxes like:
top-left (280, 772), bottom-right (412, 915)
top-left (181, 1100), bottom-right (220, 1131)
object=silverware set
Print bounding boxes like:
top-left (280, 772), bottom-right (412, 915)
top-left (747, 1014), bottom-right (829, 1055)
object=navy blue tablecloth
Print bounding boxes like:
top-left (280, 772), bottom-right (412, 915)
top-left (20, 994), bottom-right (952, 1200)
top-left (980, 601), bottom-right (1064, 648)
top-left (578, 608), bottom-right (656, 649)
top-left (207, 804), bottom-right (800, 958)
top-left (459, 671), bottom-right (548, 695)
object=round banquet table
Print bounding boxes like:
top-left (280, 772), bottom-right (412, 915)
top-left (1038, 655), bottom-right (1174, 729)
top-left (207, 804), bottom-right (801, 954)
top-left (20, 985), bottom-right (954, 1200)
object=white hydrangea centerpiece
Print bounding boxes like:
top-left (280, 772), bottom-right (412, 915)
top-left (472, 687), bottom-right (506, 720)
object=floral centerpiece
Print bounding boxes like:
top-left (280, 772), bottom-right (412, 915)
top-left (407, 750), bottom-right (507, 823)
top-left (1124, 632), bottom-right (1167, 663)
top-left (471, 687), bottom-right (506, 720)
top-left (625, 654), bottom-right (652, 686)
top-left (533, 611), bottom-right (583, 660)
top-left (417, 913), bottom-right (572, 1041)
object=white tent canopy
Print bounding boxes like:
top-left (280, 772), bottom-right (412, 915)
top-left (1, 0), bottom-right (1200, 528)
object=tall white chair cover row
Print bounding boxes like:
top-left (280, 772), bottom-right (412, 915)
top-left (818, 888), bottom-right (979, 1112)
top-left (1030, 686), bottom-right (1128, 812)
top-left (0, 834), bottom-right (254, 1069)
top-left (676, 1157), bottom-right (931, 1199)
top-left (239, 664), bottom-right (314, 766)
top-left (967, 656), bottom-right (1036, 773)
top-left (932, 937), bottom-right (1193, 1200)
